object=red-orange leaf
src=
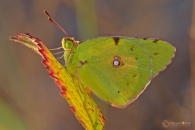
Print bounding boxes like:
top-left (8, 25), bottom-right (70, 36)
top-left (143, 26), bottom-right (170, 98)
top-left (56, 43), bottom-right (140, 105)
top-left (10, 33), bottom-right (105, 130)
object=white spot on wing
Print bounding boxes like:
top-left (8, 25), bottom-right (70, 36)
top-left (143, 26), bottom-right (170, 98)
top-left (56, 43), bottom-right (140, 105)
top-left (113, 60), bottom-right (120, 66)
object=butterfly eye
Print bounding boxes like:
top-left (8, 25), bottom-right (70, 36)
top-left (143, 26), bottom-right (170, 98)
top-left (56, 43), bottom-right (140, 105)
top-left (112, 56), bottom-right (124, 68)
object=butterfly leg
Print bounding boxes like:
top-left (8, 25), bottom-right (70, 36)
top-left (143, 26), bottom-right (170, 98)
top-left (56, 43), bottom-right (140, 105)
top-left (57, 54), bottom-right (64, 59)
top-left (49, 47), bottom-right (63, 50)
top-left (76, 66), bottom-right (85, 94)
top-left (75, 61), bottom-right (88, 94)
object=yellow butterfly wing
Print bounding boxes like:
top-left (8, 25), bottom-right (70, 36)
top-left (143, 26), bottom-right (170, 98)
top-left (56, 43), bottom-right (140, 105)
top-left (67, 36), bottom-right (176, 108)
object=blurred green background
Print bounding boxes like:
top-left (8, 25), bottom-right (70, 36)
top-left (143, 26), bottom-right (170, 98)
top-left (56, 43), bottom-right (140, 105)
top-left (0, 0), bottom-right (193, 130)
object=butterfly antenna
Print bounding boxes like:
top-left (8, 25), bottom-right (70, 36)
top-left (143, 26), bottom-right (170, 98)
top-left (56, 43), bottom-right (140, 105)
top-left (44, 10), bottom-right (69, 37)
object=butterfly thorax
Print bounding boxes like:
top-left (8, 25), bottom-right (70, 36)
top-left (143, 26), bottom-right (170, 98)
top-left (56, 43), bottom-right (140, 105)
top-left (62, 37), bottom-right (79, 66)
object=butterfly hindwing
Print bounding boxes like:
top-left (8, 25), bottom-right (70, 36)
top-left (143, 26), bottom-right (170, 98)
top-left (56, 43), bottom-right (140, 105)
top-left (66, 36), bottom-right (175, 107)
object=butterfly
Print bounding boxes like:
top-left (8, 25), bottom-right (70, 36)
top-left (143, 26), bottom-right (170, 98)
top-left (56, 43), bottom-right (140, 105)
top-left (45, 11), bottom-right (174, 108)
top-left (15, 11), bottom-right (176, 108)
top-left (62, 35), bottom-right (176, 108)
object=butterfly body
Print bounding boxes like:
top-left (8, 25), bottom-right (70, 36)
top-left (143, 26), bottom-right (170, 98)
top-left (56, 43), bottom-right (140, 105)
top-left (63, 36), bottom-right (176, 108)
